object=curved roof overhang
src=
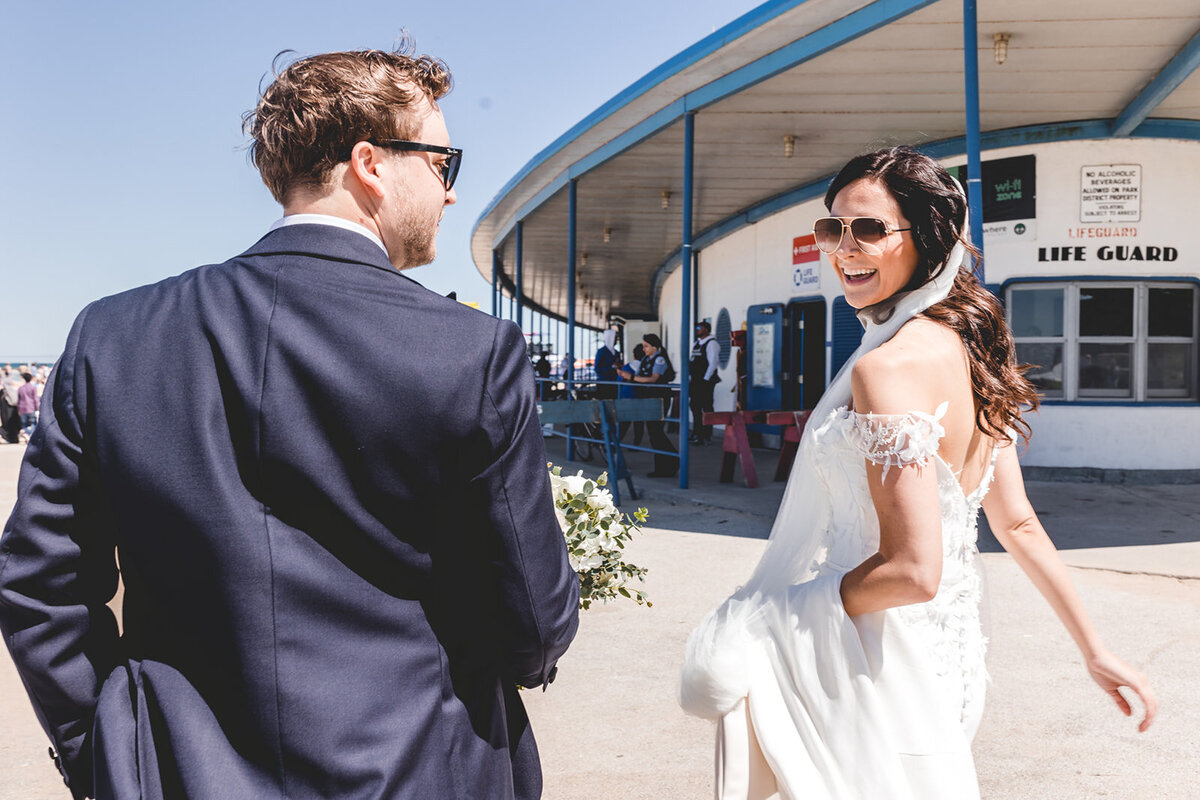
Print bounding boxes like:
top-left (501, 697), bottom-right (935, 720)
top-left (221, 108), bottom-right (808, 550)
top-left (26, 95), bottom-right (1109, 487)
top-left (471, 0), bottom-right (1200, 328)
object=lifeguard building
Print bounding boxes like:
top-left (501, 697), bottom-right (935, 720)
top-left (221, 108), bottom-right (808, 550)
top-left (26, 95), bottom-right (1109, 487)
top-left (472, 0), bottom-right (1200, 483)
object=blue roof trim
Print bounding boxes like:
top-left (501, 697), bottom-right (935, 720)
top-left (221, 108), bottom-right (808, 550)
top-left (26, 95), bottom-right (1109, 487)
top-left (1111, 25), bottom-right (1200, 137)
top-left (480, 0), bottom-right (941, 250)
top-left (473, 0), bottom-right (819, 233)
top-left (649, 117), bottom-right (1200, 309)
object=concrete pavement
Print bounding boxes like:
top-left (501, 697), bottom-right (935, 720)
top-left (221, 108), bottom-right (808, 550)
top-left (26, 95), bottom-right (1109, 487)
top-left (533, 436), bottom-right (1200, 798)
top-left (2, 439), bottom-right (1198, 798)
top-left (545, 433), bottom-right (1200, 579)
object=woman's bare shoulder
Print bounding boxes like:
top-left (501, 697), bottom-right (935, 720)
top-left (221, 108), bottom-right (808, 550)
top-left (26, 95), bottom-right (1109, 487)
top-left (852, 318), bottom-right (965, 414)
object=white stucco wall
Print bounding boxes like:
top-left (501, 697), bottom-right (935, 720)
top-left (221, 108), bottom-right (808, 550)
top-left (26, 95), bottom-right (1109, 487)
top-left (1022, 405), bottom-right (1199, 470)
top-left (942, 138), bottom-right (1197, 285)
top-left (667, 137), bottom-right (1200, 471)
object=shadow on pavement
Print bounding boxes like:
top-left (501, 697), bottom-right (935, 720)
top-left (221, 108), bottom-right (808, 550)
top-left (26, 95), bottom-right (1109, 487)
top-left (545, 431), bottom-right (1200, 553)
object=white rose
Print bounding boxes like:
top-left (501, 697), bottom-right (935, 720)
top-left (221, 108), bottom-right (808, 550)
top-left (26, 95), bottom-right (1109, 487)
top-left (586, 489), bottom-right (614, 510)
top-left (577, 553), bottom-right (604, 571)
top-left (563, 473), bottom-right (590, 496)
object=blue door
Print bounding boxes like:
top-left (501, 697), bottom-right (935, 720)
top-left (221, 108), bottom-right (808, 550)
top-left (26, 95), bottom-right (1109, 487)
top-left (831, 297), bottom-right (864, 381)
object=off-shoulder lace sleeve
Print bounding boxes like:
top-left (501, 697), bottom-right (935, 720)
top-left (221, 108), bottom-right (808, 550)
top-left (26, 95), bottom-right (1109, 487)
top-left (844, 401), bottom-right (948, 478)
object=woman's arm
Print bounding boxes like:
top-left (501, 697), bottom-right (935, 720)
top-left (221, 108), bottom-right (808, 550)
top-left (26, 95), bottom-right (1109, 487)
top-left (839, 457), bottom-right (944, 615)
top-left (839, 348), bottom-right (946, 616)
top-left (982, 445), bottom-right (1157, 731)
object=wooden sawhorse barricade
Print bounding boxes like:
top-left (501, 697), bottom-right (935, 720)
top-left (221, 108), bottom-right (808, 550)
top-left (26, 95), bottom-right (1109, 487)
top-left (703, 409), bottom-right (813, 488)
top-left (537, 398), bottom-right (664, 506)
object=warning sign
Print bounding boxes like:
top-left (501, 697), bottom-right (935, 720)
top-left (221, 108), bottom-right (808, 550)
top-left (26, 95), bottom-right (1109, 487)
top-left (1081, 164), bottom-right (1141, 223)
top-left (792, 234), bottom-right (820, 265)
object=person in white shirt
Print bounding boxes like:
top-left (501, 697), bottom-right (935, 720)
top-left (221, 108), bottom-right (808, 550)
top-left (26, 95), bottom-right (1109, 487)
top-left (688, 320), bottom-right (721, 444)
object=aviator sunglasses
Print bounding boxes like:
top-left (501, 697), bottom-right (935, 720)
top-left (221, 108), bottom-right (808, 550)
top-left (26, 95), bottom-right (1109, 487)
top-left (339, 139), bottom-right (463, 191)
top-left (812, 217), bottom-right (911, 256)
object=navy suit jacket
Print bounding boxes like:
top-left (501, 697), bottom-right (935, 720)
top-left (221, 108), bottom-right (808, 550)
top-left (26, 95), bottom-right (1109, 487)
top-left (0, 224), bottom-right (579, 799)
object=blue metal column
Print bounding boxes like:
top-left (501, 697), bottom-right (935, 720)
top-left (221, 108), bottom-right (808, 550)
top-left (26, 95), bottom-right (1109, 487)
top-left (490, 250), bottom-right (499, 317)
top-left (567, 180), bottom-right (578, 459)
top-left (679, 112), bottom-right (695, 489)
top-left (963, 0), bottom-right (985, 279)
top-left (515, 220), bottom-right (524, 329)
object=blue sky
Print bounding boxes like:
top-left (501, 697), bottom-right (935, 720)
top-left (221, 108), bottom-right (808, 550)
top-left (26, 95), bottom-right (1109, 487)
top-left (0, 0), bottom-right (764, 361)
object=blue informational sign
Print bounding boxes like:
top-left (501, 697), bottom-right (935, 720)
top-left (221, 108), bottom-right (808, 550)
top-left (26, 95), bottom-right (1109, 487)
top-left (746, 303), bottom-right (784, 413)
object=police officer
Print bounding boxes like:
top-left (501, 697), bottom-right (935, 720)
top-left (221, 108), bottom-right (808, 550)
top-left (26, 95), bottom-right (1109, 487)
top-left (619, 333), bottom-right (678, 478)
top-left (688, 320), bottom-right (720, 444)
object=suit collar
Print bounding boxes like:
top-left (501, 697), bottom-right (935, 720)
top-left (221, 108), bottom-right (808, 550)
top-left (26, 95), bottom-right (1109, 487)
top-left (241, 223), bottom-right (402, 278)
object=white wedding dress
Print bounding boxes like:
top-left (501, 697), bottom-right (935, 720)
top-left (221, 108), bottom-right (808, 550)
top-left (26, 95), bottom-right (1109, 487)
top-left (681, 234), bottom-right (994, 799)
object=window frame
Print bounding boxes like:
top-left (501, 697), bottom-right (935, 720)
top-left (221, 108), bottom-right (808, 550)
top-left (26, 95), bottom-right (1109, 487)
top-left (1006, 278), bottom-right (1199, 404)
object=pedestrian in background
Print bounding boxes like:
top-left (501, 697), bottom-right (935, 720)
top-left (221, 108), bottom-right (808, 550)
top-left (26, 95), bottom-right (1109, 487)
top-left (619, 342), bottom-right (645, 446)
top-left (534, 350), bottom-right (552, 399)
top-left (595, 327), bottom-right (620, 400)
top-left (17, 372), bottom-right (39, 441)
top-left (621, 333), bottom-right (678, 478)
top-left (688, 320), bottom-right (720, 445)
top-left (1, 367), bottom-right (21, 444)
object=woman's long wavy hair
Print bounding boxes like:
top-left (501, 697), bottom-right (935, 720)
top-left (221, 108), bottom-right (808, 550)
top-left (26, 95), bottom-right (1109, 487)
top-left (824, 146), bottom-right (1039, 442)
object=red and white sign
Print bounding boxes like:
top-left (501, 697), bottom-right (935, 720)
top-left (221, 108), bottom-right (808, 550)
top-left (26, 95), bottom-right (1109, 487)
top-left (792, 234), bottom-right (819, 265)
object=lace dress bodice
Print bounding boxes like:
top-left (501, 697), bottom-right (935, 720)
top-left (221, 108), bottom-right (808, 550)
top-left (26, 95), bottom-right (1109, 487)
top-left (809, 401), bottom-right (997, 728)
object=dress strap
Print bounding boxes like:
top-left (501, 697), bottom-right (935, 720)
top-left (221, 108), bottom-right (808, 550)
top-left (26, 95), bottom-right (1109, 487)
top-left (843, 401), bottom-right (948, 479)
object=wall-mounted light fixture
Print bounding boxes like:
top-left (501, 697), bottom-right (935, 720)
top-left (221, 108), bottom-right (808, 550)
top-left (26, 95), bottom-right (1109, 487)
top-left (580, 252), bottom-right (588, 267)
top-left (783, 134), bottom-right (796, 158)
top-left (661, 190), bottom-right (671, 210)
top-left (993, 32), bottom-right (1010, 65)
top-left (603, 226), bottom-right (612, 244)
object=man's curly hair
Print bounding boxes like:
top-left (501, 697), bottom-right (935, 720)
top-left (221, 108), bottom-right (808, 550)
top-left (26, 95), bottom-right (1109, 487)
top-left (244, 39), bottom-right (452, 204)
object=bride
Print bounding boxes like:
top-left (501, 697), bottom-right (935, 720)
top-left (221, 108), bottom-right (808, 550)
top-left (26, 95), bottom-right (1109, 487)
top-left (680, 147), bottom-right (1156, 799)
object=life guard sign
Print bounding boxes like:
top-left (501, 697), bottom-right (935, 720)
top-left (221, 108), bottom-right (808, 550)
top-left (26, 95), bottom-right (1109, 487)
top-left (792, 234), bottom-right (820, 289)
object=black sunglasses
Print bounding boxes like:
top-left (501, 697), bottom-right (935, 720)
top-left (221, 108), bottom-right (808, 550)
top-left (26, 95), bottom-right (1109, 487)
top-left (339, 139), bottom-right (463, 191)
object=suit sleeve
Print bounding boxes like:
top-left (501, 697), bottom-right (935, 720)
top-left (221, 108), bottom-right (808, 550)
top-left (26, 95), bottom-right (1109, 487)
top-left (0, 305), bottom-right (120, 800)
top-left (474, 321), bottom-right (579, 688)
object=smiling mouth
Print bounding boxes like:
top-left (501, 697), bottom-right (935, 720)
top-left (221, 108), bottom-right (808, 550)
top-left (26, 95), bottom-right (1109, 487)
top-left (840, 268), bottom-right (877, 284)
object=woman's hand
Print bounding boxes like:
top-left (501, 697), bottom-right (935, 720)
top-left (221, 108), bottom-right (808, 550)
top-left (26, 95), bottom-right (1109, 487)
top-left (1086, 649), bottom-right (1157, 732)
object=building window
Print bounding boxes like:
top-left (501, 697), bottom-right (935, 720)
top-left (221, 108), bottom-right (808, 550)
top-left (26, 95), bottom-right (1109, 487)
top-left (1008, 281), bottom-right (1198, 402)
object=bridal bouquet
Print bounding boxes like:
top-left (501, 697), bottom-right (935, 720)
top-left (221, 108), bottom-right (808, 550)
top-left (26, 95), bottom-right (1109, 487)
top-left (548, 464), bottom-right (651, 610)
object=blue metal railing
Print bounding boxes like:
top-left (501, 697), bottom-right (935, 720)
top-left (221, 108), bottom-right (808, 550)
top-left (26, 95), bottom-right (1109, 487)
top-left (535, 377), bottom-right (682, 464)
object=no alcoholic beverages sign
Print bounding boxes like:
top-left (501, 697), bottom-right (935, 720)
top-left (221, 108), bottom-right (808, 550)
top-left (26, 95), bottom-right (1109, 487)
top-left (1080, 165), bottom-right (1141, 223)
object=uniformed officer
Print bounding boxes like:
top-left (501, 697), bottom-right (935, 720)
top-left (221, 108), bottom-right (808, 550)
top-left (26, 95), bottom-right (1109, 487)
top-left (688, 320), bottom-right (721, 444)
top-left (619, 333), bottom-right (678, 477)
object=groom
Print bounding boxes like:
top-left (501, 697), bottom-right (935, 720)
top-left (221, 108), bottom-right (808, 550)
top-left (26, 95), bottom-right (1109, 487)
top-left (0, 46), bottom-right (578, 800)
